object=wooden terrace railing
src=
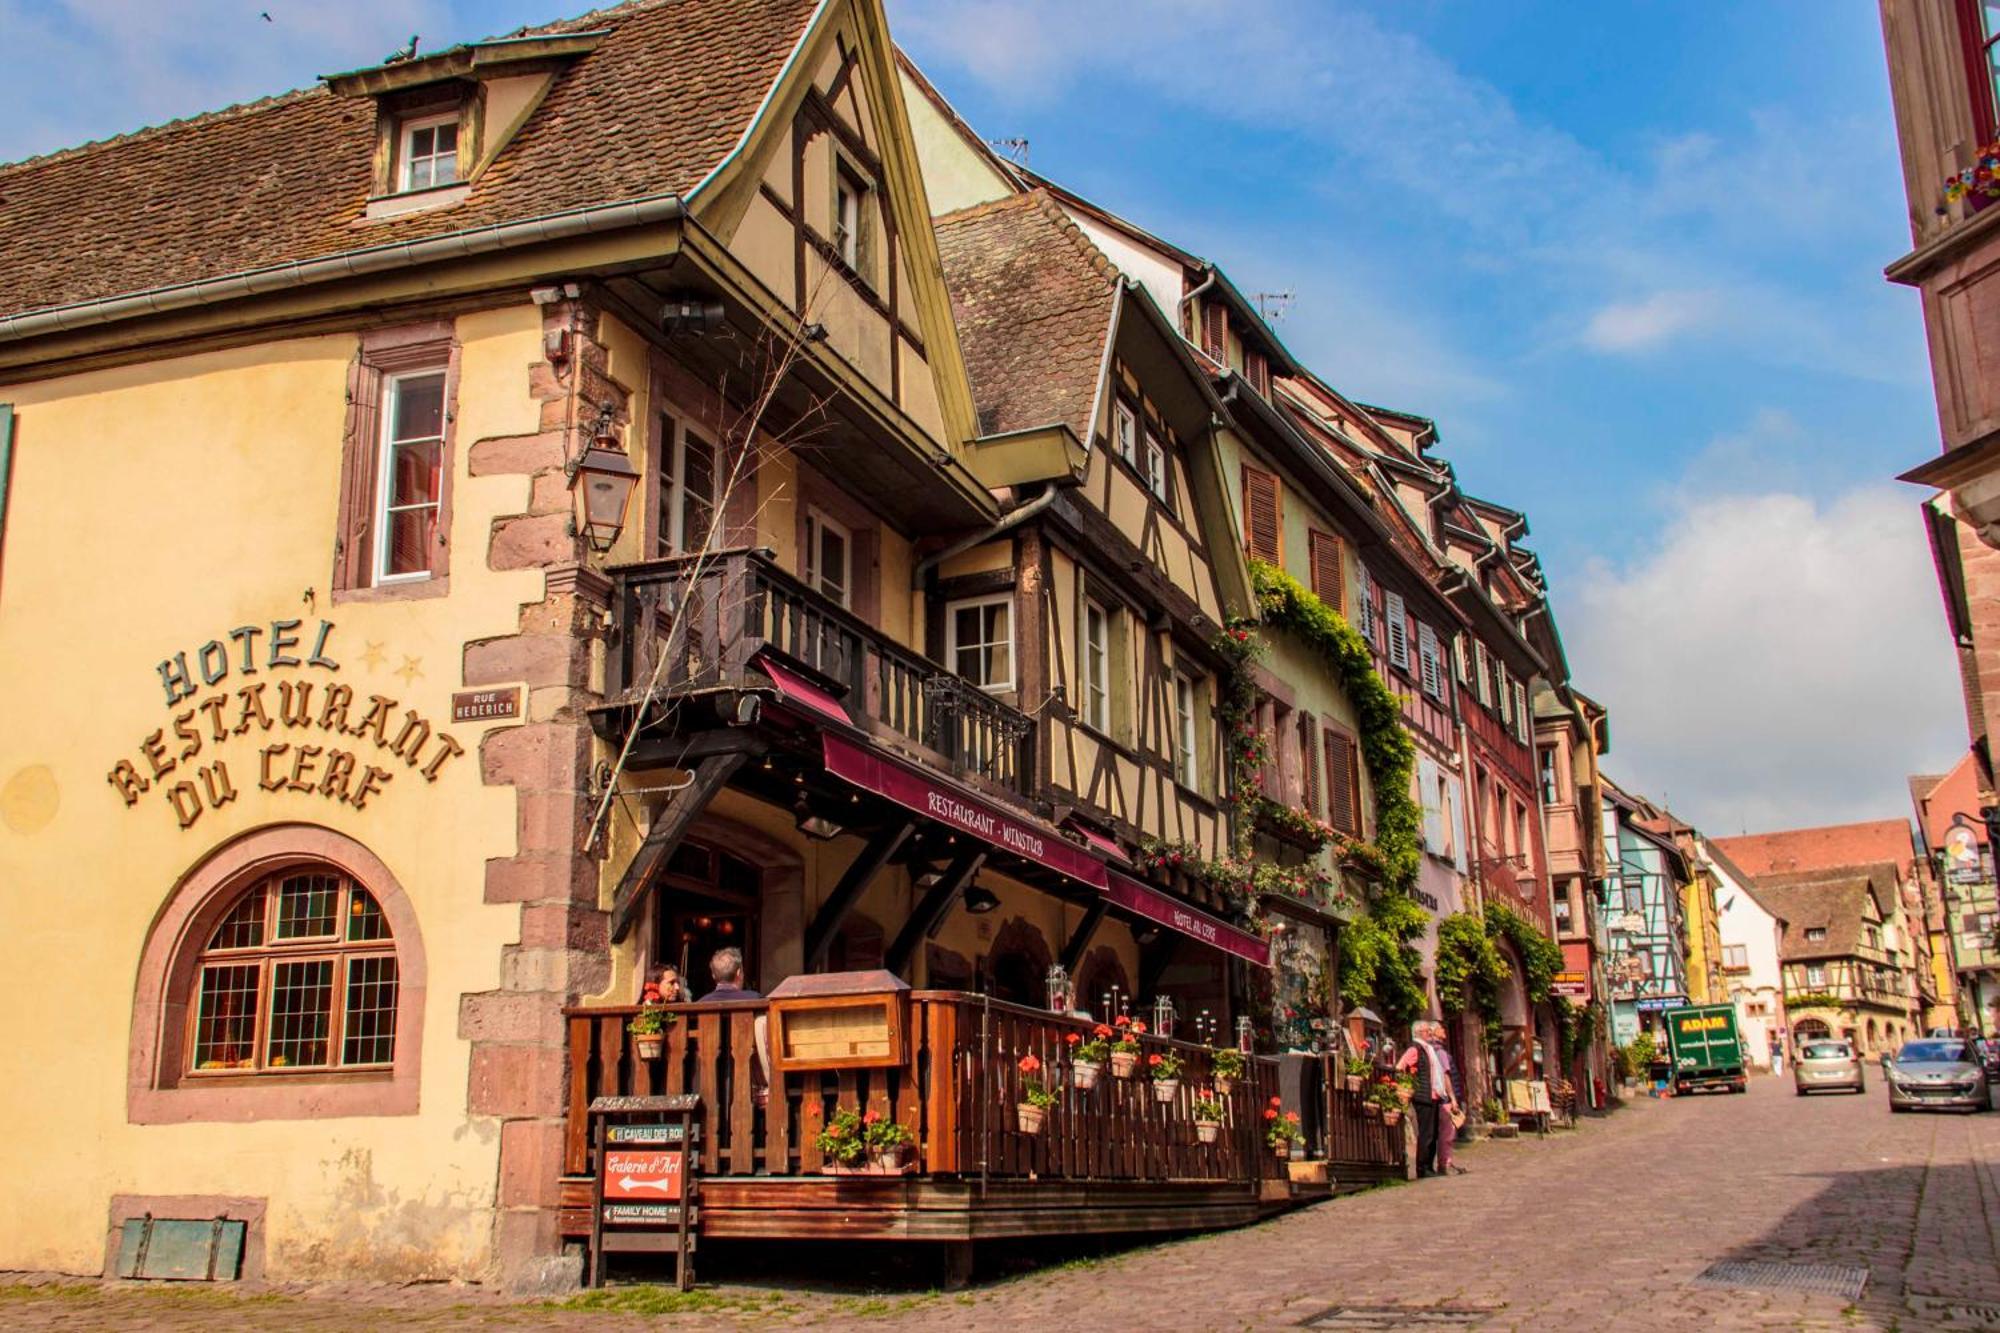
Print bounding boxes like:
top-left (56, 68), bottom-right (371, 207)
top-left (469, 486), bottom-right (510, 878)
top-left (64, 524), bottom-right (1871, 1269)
top-left (564, 992), bottom-right (1402, 1189)
top-left (605, 549), bottom-right (1035, 798)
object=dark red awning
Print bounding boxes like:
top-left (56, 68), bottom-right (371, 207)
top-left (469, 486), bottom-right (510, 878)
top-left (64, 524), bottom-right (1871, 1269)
top-left (1106, 871), bottom-right (1270, 968)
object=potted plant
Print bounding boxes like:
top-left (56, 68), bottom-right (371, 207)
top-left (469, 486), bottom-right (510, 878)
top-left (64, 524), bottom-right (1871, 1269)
top-left (1481, 1096), bottom-right (1505, 1125)
top-left (629, 1005), bottom-right (672, 1061)
top-left (864, 1110), bottom-right (915, 1172)
top-left (1342, 1053), bottom-right (1371, 1093)
top-left (1148, 1049), bottom-right (1184, 1103)
top-left (1210, 1046), bottom-right (1245, 1095)
top-left (1192, 1092), bottom-right (1225, 1143)
top-left (1109, 1015), bottom-right (1147, 1078)
top-left (1393, 1071), bottom-right (1415, 1106)
top-left (815, 1109), bottom-right (869, 1173)
top-left (1368, 1081), bottom-right (1405, 1127)
top-left (1069, 1026), bottom-right (1111, 1089)
top-left (1264, 1097), bottom-right (1304, 1159)
top-left (1018, 1053), bottom-right (1058, 1135)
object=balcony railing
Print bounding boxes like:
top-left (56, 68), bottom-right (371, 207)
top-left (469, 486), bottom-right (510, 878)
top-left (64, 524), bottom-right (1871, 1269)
top-left (560, 994), bottom-right (1404, 1202)
top-left (606, 549), bottom-right (1035, 798)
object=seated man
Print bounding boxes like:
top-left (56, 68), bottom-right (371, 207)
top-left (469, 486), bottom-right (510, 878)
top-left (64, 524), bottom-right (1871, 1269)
top-left (698, 946), bottom-right (762, 1002)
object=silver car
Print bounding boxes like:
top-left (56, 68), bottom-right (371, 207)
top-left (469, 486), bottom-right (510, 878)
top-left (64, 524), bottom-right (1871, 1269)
top-left (1886, 1038), bottom-right (1990, 1113)
top-left (1794, 1039), bottom-right (1865, 1095)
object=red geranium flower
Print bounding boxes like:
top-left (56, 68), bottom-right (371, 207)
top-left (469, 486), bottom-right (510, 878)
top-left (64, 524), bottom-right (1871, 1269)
top-left (1066, 1031), bottom-right (1081, 1046)
top-left (1019, 1053), bottom-right (1041, 1075)
top-left (1147, 1053), bottom-right (1163, 1067)
top-left (1094, 1024), bottom-right (1113, 1038)
top-left (1131, 1020), bottom-right (1148, 1034)
top-left (1115, 1015), bottom-right (1131, 1028)
top-left (1269, 1096), bottom-right (1282, 1107)
top-left (1263, 1107), bottom-right (1278, 1121)
top-left (863, 1110), bottom-right (881, 1125)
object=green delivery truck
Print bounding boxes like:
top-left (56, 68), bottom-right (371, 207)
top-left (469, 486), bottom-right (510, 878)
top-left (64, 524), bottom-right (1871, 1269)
top-left (1667, 1003), bottom-right (1747, 1095)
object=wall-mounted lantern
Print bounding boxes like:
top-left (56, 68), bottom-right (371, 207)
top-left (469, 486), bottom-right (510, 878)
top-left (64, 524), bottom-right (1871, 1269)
top-left (567, 402), bottom-right (639, 553)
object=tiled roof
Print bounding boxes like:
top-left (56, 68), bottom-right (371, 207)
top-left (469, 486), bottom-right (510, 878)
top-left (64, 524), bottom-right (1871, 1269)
top-left (933, 190), bottom-right (1118, 443)
top-left (1711, 820), bottom-right (1917, 884)
top-left (1749, 865), bottom-right (1893, 963)
top-left (0, 0), bottom-right (819, 321)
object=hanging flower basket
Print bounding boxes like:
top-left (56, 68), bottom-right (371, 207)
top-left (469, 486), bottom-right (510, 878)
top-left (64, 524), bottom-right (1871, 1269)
top-left (633, 1034), bottom-right (665, 1061)
top-left (1018, 1102), bottom-right (1047, 1135)
top-left (1383, 1108), bottom-right (1403, 1128)
top-left (1072, 1061), bottom-right (1102, 1090)
top-left (1361, 1100), bottom-right (1380, 1118)
top-left (1215, 1074), bottom-right (1235, 1096)
top-left (1110, 1050), bottom-right (1139, 1079)
top-left (1272, 1141), bottom-right (1293, 1161)
top-left (1152, 1077), bottom-right (1181, 1104)
top-left (1343, 1075), bottom-right (1364, 1093)
top-left (1195, 1119), bottom-right (1222, 1144)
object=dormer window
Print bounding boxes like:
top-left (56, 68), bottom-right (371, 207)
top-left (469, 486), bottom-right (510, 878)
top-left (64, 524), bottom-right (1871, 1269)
top-left (400, 114), bottom-right (460, 191)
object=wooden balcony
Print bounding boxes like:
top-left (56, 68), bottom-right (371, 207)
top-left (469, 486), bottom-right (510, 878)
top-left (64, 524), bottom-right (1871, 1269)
top-left (561, 993), bottom-right (1404, 1246)
top-left (605, 549), bottom-right (1035, 799)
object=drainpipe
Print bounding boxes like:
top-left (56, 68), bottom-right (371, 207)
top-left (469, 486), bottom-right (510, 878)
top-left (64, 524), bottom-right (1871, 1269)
top-left (1177, 264), bottom-right (1218, 344)
top-left (910, 483), bottom-right (1060, 589)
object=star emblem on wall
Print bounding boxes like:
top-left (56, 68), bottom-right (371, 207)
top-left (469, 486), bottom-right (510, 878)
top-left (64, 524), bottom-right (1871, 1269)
top-left (359, 640), bottom-right (388, 670)
top-left (394, 655), bottom-right (424, 685)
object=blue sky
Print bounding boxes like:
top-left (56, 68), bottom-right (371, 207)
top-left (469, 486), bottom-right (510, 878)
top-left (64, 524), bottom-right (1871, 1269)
top-left (0, 0), bottom-right (1967, 834)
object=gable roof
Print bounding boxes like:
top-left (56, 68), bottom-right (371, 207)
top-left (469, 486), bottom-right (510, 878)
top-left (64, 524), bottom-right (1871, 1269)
top-left (0, 0), bottom-right (821, 325)
top-left (1712, 820), bottom-right (1916, 885)
top-left (1698, 838), bottom-right (1784, 923)
top-left (1749, 865), bottom-right (1892, 963)
top-left (1911, 750), bottom-right (1984, 854)
top-left (933, 190), bottom-right (1118, 444)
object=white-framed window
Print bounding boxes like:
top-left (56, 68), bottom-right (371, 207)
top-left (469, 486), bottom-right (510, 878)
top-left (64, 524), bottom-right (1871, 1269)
top-left (1723, 944), bottom-right (1748, 971)
top-left (1805, 926), bottom-right (1827, 943)
top-left (1539, 746), bottom-right (1561, 805)
top-left (399, 114), bottom-right (460, 192)
top-left (1143, 431), bottom-right (1168, 503)
top-left (1174, 671), bottom-right (1199, 788)
top-left (1512, 682), bottom-right (1530, 741)
top-left (655, 412), bottom-right (716, 556)
top-left (831, 155), bottom-right (874, 279)
top-left (948, 595), bottom-right (1013, 692)
top-left (1384, 590), bottom-right (1409, 671)
top-left (374, 369), bottom-right (447, 583)
top-left (1356, 564), bottom-right (1376, 645)
top-left (1804, 964), bottom-right (1827, 987)
top-left (804, 507), bottom-right (852, 607)
top-left (1082, 600), bottom-right (1111, 732)
top-left (1114, 401), bottom-right (1138, 466)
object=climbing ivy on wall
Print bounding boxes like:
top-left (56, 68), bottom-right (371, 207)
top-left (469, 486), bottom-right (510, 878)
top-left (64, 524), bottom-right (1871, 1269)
top-left (1483, 901), bottom-right (1564, 1003)
top-left (1243, 559), bottom-right (1422, 895)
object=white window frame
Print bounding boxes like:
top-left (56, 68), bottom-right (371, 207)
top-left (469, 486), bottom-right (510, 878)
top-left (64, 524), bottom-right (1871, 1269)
top-left (373, 369), bottom-right (447, 585)
top-left (1143, 431), bottom-right (1168, 503)
top-left (1082, 599), bottom-right (1111, 732)
top-left (1114, 401), bottom-right (1138, 466)
top-left (1805, 964), bottom-right (1827, 987)
top-left (947, 594), bottom-right (1014, 693)
top-left (1174, 670), bottom-right (1199, 789)
top-left (1356, 564), bottom-right (1375, 645)
top-left (1384, 590), bottom-right (1409, 671)
top-left (804, 507), bottom-right (852, 608)
top-left (833, 163), bottom-right (864, 270)
top-left (399, 113), bottom-right (460, 192)
top-left (656, 413), bottom-right (717, 556)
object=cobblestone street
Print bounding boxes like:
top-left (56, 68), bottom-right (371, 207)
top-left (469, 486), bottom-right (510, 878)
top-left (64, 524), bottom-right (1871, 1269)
top-left (9, 1075), bottom-right (2000, 1330)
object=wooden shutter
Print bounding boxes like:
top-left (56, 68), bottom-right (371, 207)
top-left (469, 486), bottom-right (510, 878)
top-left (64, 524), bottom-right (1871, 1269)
top-left (1242, 466), bottom-right (1280, 563)
top-left (1202, 302), bottom-right (1227, 362)
top-left (1246, 349), bottom-right (1270, 396)
top-left (1384, 590), bottom-right (1409, 670)
top-left (1324, 729), bottom-right (1360, 836)
top-left (1299, 713), bottom-right (1320, 817)
top-left (1418, 622), bottom-right (1442, 698)
top-left (1308, 530), bottom-right (1343, 611)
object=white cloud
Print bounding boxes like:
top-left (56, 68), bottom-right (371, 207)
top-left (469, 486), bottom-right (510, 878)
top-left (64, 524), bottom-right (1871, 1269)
top-left (1581, 289), bottom-right (1720, 353)
top-left (1564, 435), bottom-right (1964, 834)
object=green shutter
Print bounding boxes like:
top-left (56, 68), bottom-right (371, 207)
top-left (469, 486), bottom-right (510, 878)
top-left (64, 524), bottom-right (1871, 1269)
top-left (0, 404), bottom-right (13, 590)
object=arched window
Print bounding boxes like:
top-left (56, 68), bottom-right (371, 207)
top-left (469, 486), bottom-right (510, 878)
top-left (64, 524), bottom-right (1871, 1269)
top-left (131, 826), bottom-right (425, 1123)
top-left (187, 865), bottom-right (399, 1074)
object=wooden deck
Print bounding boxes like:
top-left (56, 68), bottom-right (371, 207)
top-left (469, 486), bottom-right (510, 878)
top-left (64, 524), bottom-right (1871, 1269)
top-left (560, 992), bottom-right (1403, 1247)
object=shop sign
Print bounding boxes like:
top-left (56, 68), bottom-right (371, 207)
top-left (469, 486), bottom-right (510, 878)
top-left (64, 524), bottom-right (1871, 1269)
top-left (822, 733), bottom-right (1107, 887)
top-left (1636, 996), bottom-right (1687, 1013)
top-left (104, 618), bottom-right (465, 830)
top-left (1552, 972), bottom-right (1589, 1001)
top-left (602, 1149), bottom-right (684, 1201)
top-left (1105, 871), bottom-right (1271, 968)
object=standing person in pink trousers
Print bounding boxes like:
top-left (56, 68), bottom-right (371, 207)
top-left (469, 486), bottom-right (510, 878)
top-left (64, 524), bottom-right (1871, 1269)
top-left (1428, 1021), bottom-right (1468, 1176)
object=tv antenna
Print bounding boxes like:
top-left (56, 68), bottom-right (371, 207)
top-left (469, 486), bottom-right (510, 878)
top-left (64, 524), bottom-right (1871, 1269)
top-left (989, 137), bottom-right (1030, 167)
top-left (1253, 290), bottom-right (1295, 323)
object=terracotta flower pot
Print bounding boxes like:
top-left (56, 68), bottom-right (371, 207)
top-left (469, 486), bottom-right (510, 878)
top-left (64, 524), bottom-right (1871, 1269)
top-left (1361, 1101), bottom-right (1380, 1118)
top-left (1153, 1077), bottom-right (1181, 1104)
top-left (1272, 1142), bottom-right (1293, 1161)
top-left (1110, 1051), bottom-right (1139, 1079)
top-left (1383, 1110), bottom-right (1403, 1128)
top-left (1195, 1120), bottom-right (1221, 1144)
top-left (1072, 1061), bottom-right (1102, 1090)
top-left (871, 1146), bottom-right (910, 1172)
top-left (1018, 1103), bottom-right (1047, 1135)
top-left (1395, 1085), bottom-right (1414, 1105)
top-left (1343, 1075), bottom-right (1364, 1093)
top-left (634, 1035), bottom-right (664, 1060)
top-left (1214, 1075), bottom-right (1235, 1096)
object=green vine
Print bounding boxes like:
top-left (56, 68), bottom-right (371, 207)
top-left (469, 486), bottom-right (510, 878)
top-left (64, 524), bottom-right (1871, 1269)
top-left (1244, 560), bottom-right (1421, 894)
top-left (1484, 902), bottom-right (1563, 1002)
top-left (1434, 911), bottom-right (1508, 1022)
top-left (1337, 891), bottom-right (1427, 1026)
